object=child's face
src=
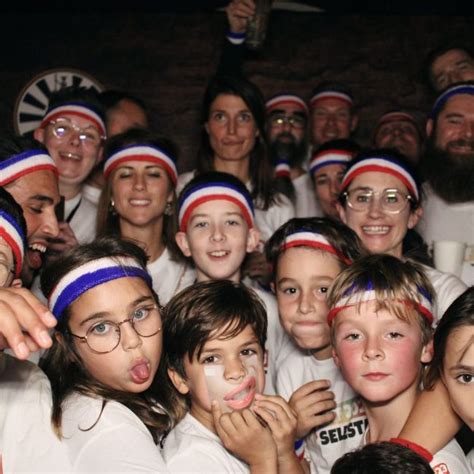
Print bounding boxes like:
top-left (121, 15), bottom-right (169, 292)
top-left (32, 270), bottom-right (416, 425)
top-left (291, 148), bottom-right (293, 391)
top-left (441, 325), bottom-right (474, 430)
top-left (333, 300), bottom-right (432, 404)
top-left (175, 200), bottom-right (259, 283)
top-left (68, 277), bottom-right (162, 393)
top-left (313, 164), bottom-right (346, 219)
top-left (169, 324), bottom-right (265, 433)
top-left (0, 237), bottom-right (16, 287)
top-left (275, 247), bottom-right (341, 359)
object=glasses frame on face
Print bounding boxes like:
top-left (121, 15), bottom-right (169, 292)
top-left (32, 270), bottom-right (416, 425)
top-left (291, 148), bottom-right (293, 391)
top-left (0, 261), bottom-right (15, 287)
top-left (269, 113), bottom-right (306, 130)
top-left (342, 187), bottom-right (413, 214)
top-left (48, 118), bottom-right (106, 148)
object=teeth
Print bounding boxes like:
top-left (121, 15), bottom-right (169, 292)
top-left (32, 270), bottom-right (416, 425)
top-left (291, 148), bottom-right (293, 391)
top-left (233, 388), bottom-right (249, 401)
top-left (210, 251), bottom-right (227, 257)
top-left (130, 200), bottom-right (150, 205)
top-left (61, 152), bottom-right (81, 160)
top-left (362, 226), bottom-right (389, 235)
top-left (29, 243), bottom-right (46, 253)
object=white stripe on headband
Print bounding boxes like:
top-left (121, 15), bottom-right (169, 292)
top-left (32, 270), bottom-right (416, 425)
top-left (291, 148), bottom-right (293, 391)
top-left (179, 185), bottom-right (254, 231)
top-left (266, 95), bottom-right (309, 114)
top-left (431, 84), bottom-right (474, 118)
top-left (310, 91), bottom-right (353, 108)
top-left (309, 151), bottom-right (352, 175)
top-left (0, 151), bottom-right (57, 186)
top-left (48, 257), bottom-right (151, 319)
top-left (341, 157), bottom-right (419, 201)
top-left (103, 145), bottom-right (178, 185)
top-left (280, 231), bottom-right (352, 265)
top-left (41, 104), bottom-right (106, 136)
top-left (0, 211), bottom-right (25, 278)
top-left (275, 161), bottom-right (291, 177)
top-left (327, 289), bottom-right (433, 325)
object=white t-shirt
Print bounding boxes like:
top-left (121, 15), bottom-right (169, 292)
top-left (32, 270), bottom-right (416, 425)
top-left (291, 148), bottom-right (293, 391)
top-left (82, 183), bottom-right (101, 206)
top-left (163, 413), bottom-right (249, 473)
top-left (430, 439), bottom-right (471, 474)
top-left (147, 248), bottom-right (196, 306)
top-left (277, 353), bottom-right (366, 474)
top-left (0, 353), bottom-right (70, 473)
top-left (65, 193), bottom-right (98, 244)
top-left (61, 392), bottom-right (168, 472)
top-left (293, 173), bottom-right (322, 218)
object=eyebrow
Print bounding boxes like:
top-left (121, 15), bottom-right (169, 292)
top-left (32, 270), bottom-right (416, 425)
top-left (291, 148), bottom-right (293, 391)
top-left (444, 113), bottom-right (465, 119)
top-left (449, 364), bottom-right (474, 373)
top-left (29, 195), bottom-right (55, 205)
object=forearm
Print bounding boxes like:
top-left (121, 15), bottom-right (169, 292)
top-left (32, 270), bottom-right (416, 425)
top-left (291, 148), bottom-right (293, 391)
top-left (249, 458), bottom-right (277, 474)
top-left (277, 452), bottom-right (306, 474)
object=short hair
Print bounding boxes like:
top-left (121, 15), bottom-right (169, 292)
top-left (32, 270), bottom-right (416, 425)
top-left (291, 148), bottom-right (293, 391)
top-left (327, 254), bottom-right (434, 345)
top-left (265, 217), bottom-right (368, 278)
top-left (99, 89), bottom-right (148, 114)
top-left (163, 280), bottom-right (267, 381)
top-left (0, 134), bottom-right (47, 163)
top-left (331, 441), bottom-right (433, 474)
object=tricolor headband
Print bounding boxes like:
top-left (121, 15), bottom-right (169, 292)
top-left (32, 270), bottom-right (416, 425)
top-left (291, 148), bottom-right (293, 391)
top-left (309, 150), bottom-right (353, 176)
top-left (327, 285), bottom-right (434, 326)
top-left (275, 160), bottom-right (291, 178)
top-left (377, 112), bottom-right (418, 127)
top-left (340, 156), bottom-right (419, 201)
top-left (41, 102), bottom-right (106, 137)
top-left (310, 91), bottom-right (353, 109)
top-left (178, 182), bottom-right (254, 232)
top-left (266, 94), bottom-right (309, 115)
top-left (430, 84), bottom-right (474, 119)
top-left (0, 150), bottom-right (57, 186)
top-left (103, 144), bottom-right (178, 186)
top-left (48, 256), bottom-right (152, 320)
top-left (280, 231), bottom-right (352, 265)
top-left (0, 210), bottom-right (26, 278)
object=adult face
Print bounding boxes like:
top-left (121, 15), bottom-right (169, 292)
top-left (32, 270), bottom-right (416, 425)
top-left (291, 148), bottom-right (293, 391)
top-left (313, 163), bottom-right (347, 219)
top-left (374, 120), bottom-right (422, 163)
top-left (107, 99), bottom-right (148, 138)
top-left (430, 49), bottom-right (474, 92)
top-left (267, 103), bottom-right (307, 146)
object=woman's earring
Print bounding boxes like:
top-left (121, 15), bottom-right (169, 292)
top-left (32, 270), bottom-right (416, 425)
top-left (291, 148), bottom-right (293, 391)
top-left (110, 199), bottom-right (116, 216)
top-left (164, 202), bottom-right (173, 216)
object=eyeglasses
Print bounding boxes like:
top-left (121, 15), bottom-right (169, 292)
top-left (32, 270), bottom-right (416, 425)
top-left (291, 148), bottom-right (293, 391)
top-left (342, 188), bottom-right (413, 214)
top-left (48, 118), bottom-right (105, 148)
top-left (0, 261), bottom-right (15, 287)
top-left (69, 304), bottom-right (162, 354)
top-left (269, 113), bottom-right (306, 129)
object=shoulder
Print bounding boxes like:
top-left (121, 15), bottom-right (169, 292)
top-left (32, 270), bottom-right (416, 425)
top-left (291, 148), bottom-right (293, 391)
top-left (431, 439), bottom-right (471, 474)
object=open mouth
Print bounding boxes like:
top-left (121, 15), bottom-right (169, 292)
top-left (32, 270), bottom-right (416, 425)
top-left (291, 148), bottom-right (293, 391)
top-left (362, 225), bottom-right (390, 235)
top-left (27, 242), bottom-right (47, 270)
top-left (129, 199), bottom-right (151, 206)
top-left (209, 250), bottom-right (229, 258)
top-left (130, 358), bottom-right (151, 384)
top-left (223, 376), bottom-right (257, 410)
top-left (59, 151), bottom-right (82, 161)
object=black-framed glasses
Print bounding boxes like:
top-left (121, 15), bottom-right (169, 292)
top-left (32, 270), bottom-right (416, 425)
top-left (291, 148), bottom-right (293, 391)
top-left (342, 188), bottom-right (413, 214)
top-left (269, 113), bottom-right (306, 129)
top-left (69, 305), bottom-right (162, 354)
top-left (48, 118), bottom-right (105, 148)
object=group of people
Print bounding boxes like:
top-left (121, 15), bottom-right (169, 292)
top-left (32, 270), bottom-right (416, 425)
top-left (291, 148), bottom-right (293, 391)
top-left (0, 1), bottom-right (473, 472)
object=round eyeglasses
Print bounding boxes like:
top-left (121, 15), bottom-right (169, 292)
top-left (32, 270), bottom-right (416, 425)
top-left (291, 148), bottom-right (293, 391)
top-left (48, 118), bottom-right (105, 148)
top-left (0, 261), bottom-right (15, 288)
top-left (69, 304), bottom-right (162, 354)
top-left (269, 113), bottom-right (306, 130)
top-left (342, 188), bottom-right (413, 214)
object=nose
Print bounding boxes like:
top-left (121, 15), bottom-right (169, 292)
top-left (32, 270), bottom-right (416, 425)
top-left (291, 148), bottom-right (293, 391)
top-left (329, 178), bottom-right (340, 197)
top-left (133, 173), bottom-right (146, 190)
top-left (462, 121), bottom-right (474, 139)
top-left (362, 335), bottom-right (384, 361)
top-left (210, 223), bottom-right (225, 242)
top-left (224, 357), bottom-right (246, 381)
top-left (42, 208), bottom-right (60, 238)
top-left (227, 118), bottom-right (237, 135)
top-left (298, 289), bottom-right (314, 315)
top-left (68, 129), bottom-right (82, 147)
top-left (367, 195), bottom-right (384, 218)
top-left (120, 320), bottom-right (143, 351)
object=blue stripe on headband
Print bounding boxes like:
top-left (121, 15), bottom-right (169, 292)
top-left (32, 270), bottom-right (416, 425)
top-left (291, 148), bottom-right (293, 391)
top-left (0, 149), bottom-right (47, 170)
top-left (0, 210), bottom-right (26, 244)
top-left (430, 84), bottom-right (474, 118)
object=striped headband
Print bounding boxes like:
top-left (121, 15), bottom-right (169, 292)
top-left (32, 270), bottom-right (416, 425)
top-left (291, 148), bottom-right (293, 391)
top-left (41, 103), bottom-right (106, 137)
top-left (430, 84), bottom-right (474, 119)
top-left (266, 94), bottom-right (309, 114)
top-left (309, 150), bottom-right (353, 176)
top-left (280, 231), bottom-right (352, 265)
top-left (310, 91), bottom-right (353, 109)
top-left (275, 160), bottom-right (291, 178)
top-left (103, 144), bottom-right (178, 186)
top-left (341, 157), bottom-right (419, 201)
top-left (377, 112), bottom-right (418, 127)
top-left (327, 286), bottom-right (434, 326)
top-left (178, 182), bottom-right (254, 232)
top-left (0, 210), bottom-right (26, 278)
top-left (48, 256), bottom-right (152, 320)
top-left (0, 150), bottom-right (57, 186)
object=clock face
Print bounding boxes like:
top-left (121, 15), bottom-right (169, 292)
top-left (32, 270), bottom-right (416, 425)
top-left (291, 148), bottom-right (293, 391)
top-left (13, 68), bottom-right (104, 136)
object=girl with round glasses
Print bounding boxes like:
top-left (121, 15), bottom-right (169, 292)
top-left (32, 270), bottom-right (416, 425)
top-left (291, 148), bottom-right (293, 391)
top-left (40, 236), bottom-right (176, 472)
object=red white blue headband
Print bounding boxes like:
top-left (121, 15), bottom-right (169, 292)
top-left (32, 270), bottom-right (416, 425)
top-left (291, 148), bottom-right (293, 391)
top-left (327, 286), bottom-right (434, 326)
top-left (280, 231), bottom-right (352, 265)
top-left (430, 84), bottom-right (474, 119)
top-left (103, 144), bottom-right (178, 186)
top-left (341, 156), bottom-right (419, 201)
top-left (178, 182), bottom-right (254, 232)
top-left (48, 256), bottom-right (152, 320)
top-left (0, 210), bottom-right (26, 278)
top-left (0, 150), bottom-right (57, 186)
top-left (266, 94), bottom-right (309, 115)
top-left (310, 91), bottom-right (353, 109)
top-left (377, 112), bottom-right (417, 128)
top-left (309, 149), bottom-right (353, 176)
top-left (41, 103), bottom-right (106, 137)
top-left (275, 160), bottom-right (291, 178)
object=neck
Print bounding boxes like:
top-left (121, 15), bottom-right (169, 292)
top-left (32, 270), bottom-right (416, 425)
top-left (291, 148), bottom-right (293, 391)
top-left (311, 344), bottom-right (333, 360)
top-left (196, 268), bottom-right (241, 284)
top-left (119, 219), bottom-right (166, 262)
top-left (60, 182), bottom-right (82, 200)
top-left (213, 156), bottom-right (250, 185)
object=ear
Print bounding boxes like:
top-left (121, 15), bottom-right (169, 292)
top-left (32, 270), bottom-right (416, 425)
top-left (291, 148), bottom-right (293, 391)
top-left (350, 113), bottom-right (359, 133)
top-left (426, 118), bottom-right (434, 138)
top-left (407, 205), bottom-right (423, 230)
top-left (175, 231), bottom-right (192, 257)
top-left (336, 201), bottom-right (347, 224)
top-left (167, 367), bottom-right (190, 395)
top-left (33, 127), bottom-right (45, 144)
top-left (246, 227), bottom-right (261, 253)
top-left (95, 146), bottom-right (104, 164)
top-left (420, 337), bottom-right (434, 364)
top-left (332, 347), bottom-right (341, 368)
top-left (270, 281), bottom-right (276, 294)
top-left (204, 122), bottom-right (210, 135)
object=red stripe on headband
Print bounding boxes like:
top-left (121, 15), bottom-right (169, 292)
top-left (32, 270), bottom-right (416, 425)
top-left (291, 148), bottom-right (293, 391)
top-left (42, 110), bottom-right (105, 136)
top-left (281, 239), bottom-right (352, 266)
top-left (0, 164), bottom-right (58, 186)
top-left (0, 230), bottom-right (22, 278)
top-left (267, 99), bottom-right (308, 113)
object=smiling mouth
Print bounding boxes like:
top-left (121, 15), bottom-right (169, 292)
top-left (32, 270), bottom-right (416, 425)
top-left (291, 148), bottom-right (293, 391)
top-left (223, 376), bottom-right (257, 410)
top-left (129, 199), bottom-right (151, 206)
top-left (362, 225), bottom-right (390, 235)
top-left (209, 250), bottom-right (229, 258)
top-left (59, 152), bottom-right (82, 161)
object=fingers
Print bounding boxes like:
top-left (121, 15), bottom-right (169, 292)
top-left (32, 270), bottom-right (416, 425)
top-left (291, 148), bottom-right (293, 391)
top-left (291, 379), bottom-right (332, 400)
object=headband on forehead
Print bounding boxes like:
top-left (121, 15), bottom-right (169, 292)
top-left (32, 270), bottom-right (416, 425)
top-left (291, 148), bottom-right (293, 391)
top-left (41, 103), bottom-right (106, 137)
top-left (430, 84), bottom-right (474, 119)
top-left (310, 91), bottom-right (353, 109)
top-left (327, 285), bottom-right (434, 326)
top-left (178, 182), bottom-right (254, 232)
top-left (48, 256), bottom-right (152, 320)
top-left (0, 210), bottom-right (26, 278)
top-left (377, 112), bottom-right (418, 127)
top-left (0, 150), bottom-right (57, 186)
top-left (280, 230), bottom-right (352, 266)
top-left (103, 144), bottom-right (178, 185)
top-left (309, 150), bottom-right (353, 176)
top-left (275, 160), bottom-right (291, 178)
top-left (341, 156), bottom-right (419, 201)
top-left (266, 94), bottom-right (309, 115)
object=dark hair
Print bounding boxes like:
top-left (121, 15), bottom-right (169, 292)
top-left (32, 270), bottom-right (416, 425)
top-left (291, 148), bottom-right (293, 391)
top-left (0, 187), bottom-right (27, 259)
top-left (426, 287), bottom-right (474, 389)
top-left (0, 134), bottom-right (47, 162)
top-left (265, 217), bottom-right (368, 277)
top-left (39, 236), bottom-right (174, 441)
top-left (331, 441), bottom-right (433, 474)
top-left (196, 75), bottom-right (277, 210)
top-left (99, 89), bottom-right (148, 115)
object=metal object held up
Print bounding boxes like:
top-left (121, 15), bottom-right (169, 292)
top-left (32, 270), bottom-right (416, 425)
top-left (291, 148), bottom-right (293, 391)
top-left (246, 0), bottom-right (272, 50)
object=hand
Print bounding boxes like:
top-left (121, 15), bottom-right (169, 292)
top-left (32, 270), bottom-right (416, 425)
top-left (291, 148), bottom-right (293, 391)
top-left (47, 222), bottom-right (79, 255)
top-left (289, 380), bottom-right (337, 439)
top-left (0, 287), bottom-right (56, 359)
top-left (226, 0), bottom-right (256, 34)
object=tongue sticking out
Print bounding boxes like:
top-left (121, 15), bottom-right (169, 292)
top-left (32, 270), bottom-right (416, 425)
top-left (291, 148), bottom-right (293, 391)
top-left (27, 249), bottom-right (43, 270)
top-left (130, 362), bottom-right (150, 383)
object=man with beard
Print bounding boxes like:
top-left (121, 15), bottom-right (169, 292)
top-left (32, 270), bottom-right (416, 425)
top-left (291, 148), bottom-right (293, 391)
top-left (419, 82), bottom-right (474, 285)
top-left (266, 93), bottom-right (321, 217)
